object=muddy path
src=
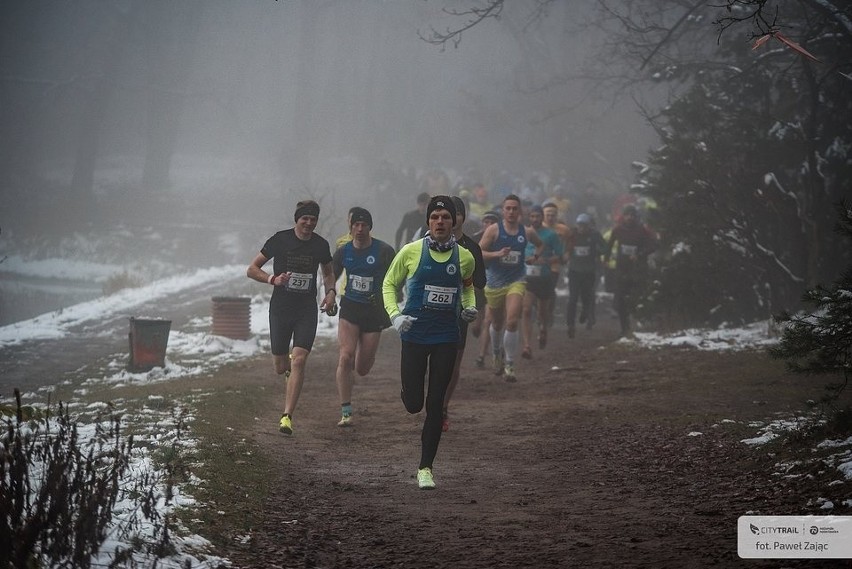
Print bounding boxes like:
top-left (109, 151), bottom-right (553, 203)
top-left (216, 310), bottom-right (849, 569)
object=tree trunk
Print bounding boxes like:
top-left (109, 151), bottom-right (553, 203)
top-left (141, 0), bottom-right (203, 192)
top-left (69, 6), bottom-right (134, 199)
top-left (282, 0), bottom-right (322, 190)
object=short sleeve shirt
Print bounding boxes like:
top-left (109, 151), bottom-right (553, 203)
top-left (261, 229), bottom-right (332, 307)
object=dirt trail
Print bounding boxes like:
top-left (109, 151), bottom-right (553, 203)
top-left (218, 311), bottom-right (849, 569)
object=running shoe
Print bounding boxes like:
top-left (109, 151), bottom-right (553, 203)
top-left (504, 363), bottom-right (516, 383)
top-left (337, 414), bottom-right (352, 427)
top-left (492, 352), bottom-right (504, 376)
top-left (278, 414), bottom-right (293, 435)
top-left (417, 467), bottom-right (436, 489)
top-left (521, 346), bottom-right (532, 360)
top-left (474, 356), bottom-right (485, 369)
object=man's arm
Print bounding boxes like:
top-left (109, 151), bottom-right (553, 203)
top-left (331, 247), bottom-right (345, 281)
top-left (525, 227), bottom-right (545, 264)
top-left (604, 228), bottom-right (617, 264)
top-left (459, 248), bottom-right (476, 310)
top-left (319, 261), bottom-right (337, 311)
top-left (548, 232), bottom-right (564, 266)
top-left (478, 223), bottom-right (509, 261)
top-left (382, 245), bottom-right (412, 319)
top-left (247, 253), bottom-right (273, 284)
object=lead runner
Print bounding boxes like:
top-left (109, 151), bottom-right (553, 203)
top-left (382, 195), bottom-right (477, 490)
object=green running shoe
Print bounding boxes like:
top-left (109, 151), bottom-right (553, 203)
top-left (278, 414), bottom-right (293, 435)
top-left (337, 414), bottom-right (352, 427)
top-left (417, 467), bottom-right (436, 490)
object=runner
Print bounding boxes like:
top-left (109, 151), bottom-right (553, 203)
top-left (335, 206), bottom-right (358, 248)
top-left (331, 207), bottom-right (395, 427)
top-left (541, 201), bottom-right (573, 335)
top-left (478, 194), bottom-right (544, 382)
top-left (382, 195), bottom-right (477, 489)
top-left (473, 210), bottom-right (500, 369)
top-left (604, 204), bottom-right (657, 337)
top-left (246, 199), bottom-right (336, 435)
top-left (442, 196), bottom-right (486, 432)
top-left (566, 213), bottom-right (607, 338)
top-left (395, 192), bottom-right (430, 249)
top-left (520, 204), bottom-right (563, 358)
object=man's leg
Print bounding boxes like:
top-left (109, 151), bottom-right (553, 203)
top-left (284, 346), bottom-right (310, 416)
top-left (335, 318), bottom-right (360, 424)
top-left (272, 354), bottom-right (291, 376)
top-left (502, 291), bottom-right (524, 379)
top-left (269, 307), bottom-right (296, 433)
top-left (566, 273), bottom-right (580, 338)
top-left (400, 340), bottom-right (429, 413)
top-left (476, 305), bottom-right (492, 368)
top-left (421, 343), bottom-right (457, 469)
top-left (520, 290), bottom-right (536, 358)
top-left (580, 273), bottom-right (596, 329)
top-left (489, 292), bottom-right (508, 375)
top-left (442, 347), bottom-right (465, 430)
top-left (615, 277), bottom-right (632, 336)
top-left (354, 330), bottom-right (382, 377)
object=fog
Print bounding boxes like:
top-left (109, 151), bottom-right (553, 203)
top-left (1, 0), bottom-right (656, 244)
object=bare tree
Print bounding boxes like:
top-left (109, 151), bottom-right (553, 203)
top-left (141, 0), bottom-right (204, 191)
top-left (68, 4), bottom-right (137, 200)
top-left (419, 0), bottom-right (506, 48)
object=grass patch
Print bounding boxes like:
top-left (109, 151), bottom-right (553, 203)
top-left (61, 358), bottom-right (281, 553)
top-left (169, 364), bottom-right (279, 547)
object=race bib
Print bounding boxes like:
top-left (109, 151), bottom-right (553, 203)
top-left (526, 264), bottom-right (543, 277)
top-left (620, 244), bottom-right (638, 256)
top-left (285, 272), bottom-right (312, 293)
top-left (349, 274), bottom-right (373, 293)
top-left (573, 246), bottom-right (590, 257)
top-left (423, 284), bottom-right (457, 309)
top-left (500, 250), bottom-right (521, 265)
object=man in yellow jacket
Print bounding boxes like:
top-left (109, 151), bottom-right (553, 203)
top-left (382, 196), bottom-right (477, 490)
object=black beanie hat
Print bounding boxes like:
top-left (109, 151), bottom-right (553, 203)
top-left (426, 195), bottom-right (457, 227)
top-left (349, 206), bottom-right (373, 229)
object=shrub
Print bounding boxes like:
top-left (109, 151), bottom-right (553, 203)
top-left (770, 202), bottom-right (852, 402)
top-left (0, 389), bottom-right (177, 568)
top-left (103, 271), bottom-right (144, 296)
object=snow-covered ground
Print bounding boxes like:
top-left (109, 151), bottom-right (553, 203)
top-left (1, 246), bottom-right (850, 565)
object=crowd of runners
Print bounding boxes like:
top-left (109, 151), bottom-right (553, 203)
top-left (247, 167), bottom-right (658, 490)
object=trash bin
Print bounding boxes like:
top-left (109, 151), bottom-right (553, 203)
top-left (128, 317), bottom-right (172, 372)
top-left (212, 296), bottom-right (251, 340)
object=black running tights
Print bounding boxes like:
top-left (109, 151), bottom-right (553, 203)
top-left (399, 340), bottom-right (457, 469)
